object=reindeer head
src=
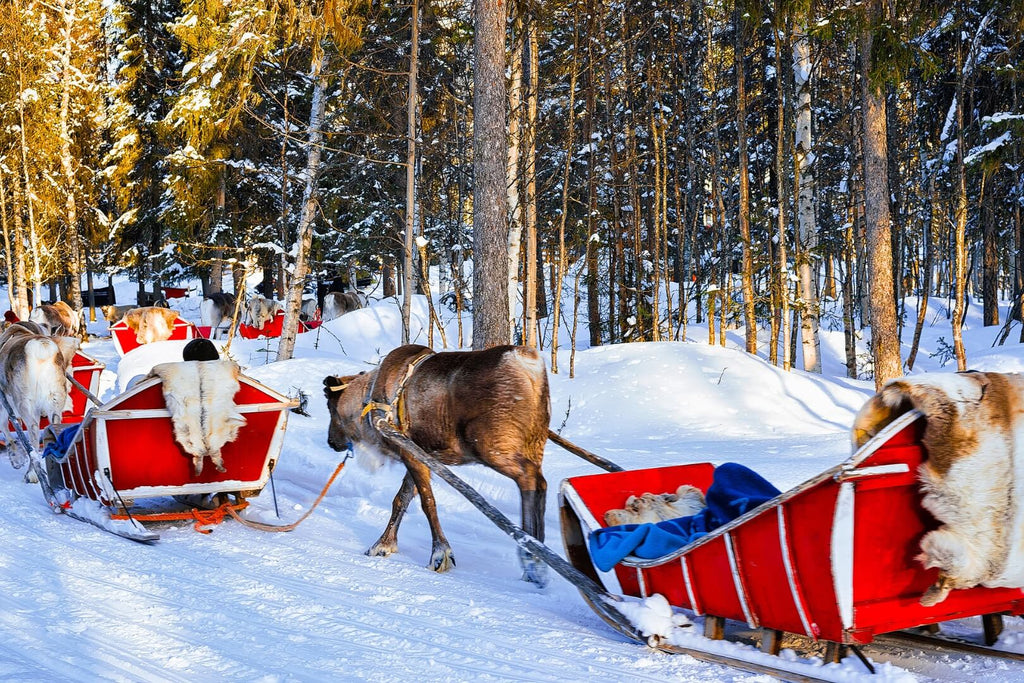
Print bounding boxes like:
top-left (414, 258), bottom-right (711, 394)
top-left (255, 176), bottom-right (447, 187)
top-left (323, 372), bottom-right (368, 452)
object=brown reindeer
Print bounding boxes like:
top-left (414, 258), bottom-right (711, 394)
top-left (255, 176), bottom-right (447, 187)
top-left (323, 344), bottom-right (550, 584)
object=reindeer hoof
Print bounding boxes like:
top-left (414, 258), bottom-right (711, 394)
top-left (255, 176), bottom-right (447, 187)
top-left (366, 539), bottom-right (397, 558)
top-left (519, 549), bottom-right (548, 588)
top-left (215, 463), bottom-right (227, 473)
top-left (429, 547), bottom-right (456, 573)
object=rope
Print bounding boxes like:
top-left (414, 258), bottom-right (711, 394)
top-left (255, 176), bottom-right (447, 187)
top-left (225, 457), bottom-right (348, 533)
top-left (111, 500), bottom-right (249, 533)
top-left (108, 458), bottom-right (348, 534)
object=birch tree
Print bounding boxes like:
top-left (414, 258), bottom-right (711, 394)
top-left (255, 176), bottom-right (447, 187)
top-left (792, 10), bottom-right (821, 372)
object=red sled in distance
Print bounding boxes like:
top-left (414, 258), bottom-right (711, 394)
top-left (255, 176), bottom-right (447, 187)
top-left (109, 317), bottom-right (199, 357)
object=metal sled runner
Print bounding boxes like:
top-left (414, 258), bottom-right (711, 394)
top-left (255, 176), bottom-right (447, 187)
top-left (41, 372), bottom-right (296, 541)
top-left (559, 409), bottom-right (1024, 657)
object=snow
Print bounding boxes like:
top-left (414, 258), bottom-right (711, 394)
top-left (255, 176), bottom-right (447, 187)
top-left (1, 280), bottom-right (1024, 680)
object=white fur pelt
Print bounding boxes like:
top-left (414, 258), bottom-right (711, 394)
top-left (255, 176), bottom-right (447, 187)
top-left (852, 372), bottom-right (1024, 606)
top-left (0, 332), bottom-right (79, 467)
top-left (149, 360), bottom-right (246, 476)
top-left (604, 485), bottom-right (707, 526)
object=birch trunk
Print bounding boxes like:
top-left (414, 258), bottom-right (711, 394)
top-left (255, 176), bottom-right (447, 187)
top-left (792, 18), bottom-right (820, 372)
top-left (523, 15), bottom-right (538, 347)
top-left (506, 12), bottom-right (523, 340)
top-left (277, 47), bottom-right (329, 362)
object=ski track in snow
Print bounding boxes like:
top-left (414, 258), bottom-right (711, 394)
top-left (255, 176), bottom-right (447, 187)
top-left (3, 284), bottom-right (1024, 681)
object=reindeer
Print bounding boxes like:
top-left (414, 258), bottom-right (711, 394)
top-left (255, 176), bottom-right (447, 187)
top-left (324, 344), bottom-right (550, 585)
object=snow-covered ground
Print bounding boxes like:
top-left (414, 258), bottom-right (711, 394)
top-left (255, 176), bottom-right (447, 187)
top-left (2, 280), bottom-right (1024, 681)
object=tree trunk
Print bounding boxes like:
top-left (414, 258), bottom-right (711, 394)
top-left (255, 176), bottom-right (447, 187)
top-left (58, 0), bottom-right (83, 313)
top-left (523, 14), bottom-right (539, 348)
top-left (792, 15), bottom-right (820, 372)
top-left (736, 8), bottom-right (756, 355)
top-left (772, 25), bottom-right (790, 370)
top-left (472, 0), bottom-right (510, 349)
top-left (9, 168), bottom-right (30, 317)
top-left (860, 2), bottom-right (903, 388)
top-left (506, 10), bottom-right (523, 341)
top-left (277, 47), bottom-right (329, 362)
top-left (952, 49), bottom-right (969, 371)
top-left (0, 172), bottom-right (15, 314)
top-left (907, 174), bottom-right (936, 371)
top-left (550, 37), bottom-right (578, 372)
top-left (981, 170), bottom-right (998, 326)
top-left (16, 59), bottom-right (42, 310)
top-left (402, 0), bottom-right (419, 345)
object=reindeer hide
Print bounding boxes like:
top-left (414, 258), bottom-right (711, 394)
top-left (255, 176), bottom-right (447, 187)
top-left (852, 372), bottom-right (1024, 605)
top-left (149, 360), bottom-right (246, 475)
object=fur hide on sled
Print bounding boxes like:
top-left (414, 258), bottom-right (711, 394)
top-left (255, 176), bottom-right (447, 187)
top-left (149, 360), bottom-right (246, 476)
top-left (853, 372), bottom-right (1024, 606)
top-left (124, 306), bottom-right (180, 345)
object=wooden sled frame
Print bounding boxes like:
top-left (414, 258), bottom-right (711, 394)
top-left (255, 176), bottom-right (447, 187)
top-left (41, 372), bottom-right (297, 541)
top-left (109, 317), bottom-right (199, 356)
top-left (559, 409), bottom-right (1024, 653)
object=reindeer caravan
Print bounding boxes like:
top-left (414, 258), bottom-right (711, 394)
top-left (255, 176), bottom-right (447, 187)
top-left (0, 285), bottom-right (364, 541)
top-left (1, 304), bottom-right (296, 542)
top-left (5, 294), bottom-right (1024, 676)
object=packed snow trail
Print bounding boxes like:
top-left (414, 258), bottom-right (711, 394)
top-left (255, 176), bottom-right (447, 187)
top-left (2, 290), bottom-right (1024, 680)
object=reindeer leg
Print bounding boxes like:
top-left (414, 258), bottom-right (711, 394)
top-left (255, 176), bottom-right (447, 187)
top-left (400, 453), bottom-right (455, 572)
top-left (367, 470), bottom-right (417, 557)
top-left (515, 465), bottom-right (548, 587)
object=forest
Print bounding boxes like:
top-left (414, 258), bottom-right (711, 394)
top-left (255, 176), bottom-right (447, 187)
top-left (0, 0), bottom-right (1022, 385)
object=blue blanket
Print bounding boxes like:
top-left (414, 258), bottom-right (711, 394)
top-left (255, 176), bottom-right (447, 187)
top-left (588, 463), bottom-right (781, 572)
top-left (41, 424), bottom-right (80, 462)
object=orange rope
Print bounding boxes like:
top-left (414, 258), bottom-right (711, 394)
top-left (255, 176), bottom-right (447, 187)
top-left (108, 459), bottom-right (348, 534)
top-left (225, 459), bottom-right (347, 532)
top-left (111, 501), bottom-right (250, 534)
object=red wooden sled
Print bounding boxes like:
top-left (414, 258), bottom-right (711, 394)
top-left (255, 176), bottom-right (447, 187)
top-left (42, 372), bottom-right (297, 540)
top-left (109, 317), bottom-right (199, 356)
top-left (64, 350), bottom-right (104, 423)
top-left (161, 286), bottom-right (189, 299)
top-left (239, 311), bottom-right (321, 339)
top-left (559, 410), bottom-right (1024, 650)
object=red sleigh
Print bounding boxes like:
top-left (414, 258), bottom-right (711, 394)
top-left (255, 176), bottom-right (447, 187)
top-left (238, 310), bottom-right (322, 339)
top-left (109, 317), bottom-right (199, 356)
top-left (41, 371), bottom-right (297, 541)
top-left (559, 410), bottom-right (1024, 653)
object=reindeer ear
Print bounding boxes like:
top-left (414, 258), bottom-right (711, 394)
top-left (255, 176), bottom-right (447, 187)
top-left (323, 375), bottom-right (348, 398)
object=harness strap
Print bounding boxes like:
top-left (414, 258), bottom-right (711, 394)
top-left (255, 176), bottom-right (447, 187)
top-left (362, 348), bottom-right (434, 433)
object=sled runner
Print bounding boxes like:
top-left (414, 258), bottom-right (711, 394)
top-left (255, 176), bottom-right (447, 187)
top-left (558, 409), bottom-right (1024, 655)
top-left (38, 371), bottom-right (296, 541)
top-left (110, 317), bottom-right (199, 356)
